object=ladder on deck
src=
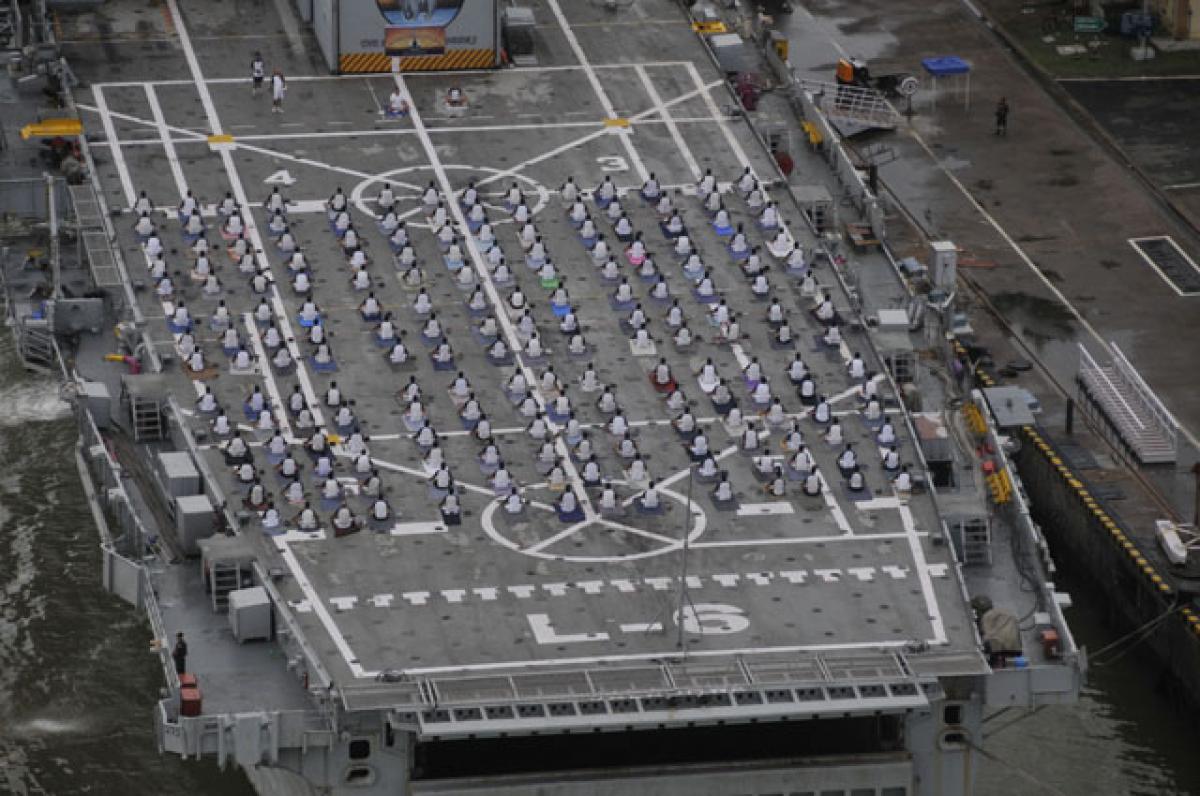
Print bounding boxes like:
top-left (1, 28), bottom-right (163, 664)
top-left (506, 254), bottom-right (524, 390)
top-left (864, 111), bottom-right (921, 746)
top-left (958, 517), bottom-right (992, 566)
top-left (795, 79), bottom-right (900, 133)
top-left (210, 561), bottom-right (243, 612)
top-left (130, 393), bottom-right (164, 441)
top-left (17, 318), bottom-right (55, 373)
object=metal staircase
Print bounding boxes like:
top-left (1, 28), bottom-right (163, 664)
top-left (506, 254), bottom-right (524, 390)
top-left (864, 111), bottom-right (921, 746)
top-left (1077, 344), bottom-right (1177, 465)
top-left (957, 517), bottom-right (992, 566)
top-left (69, 183), bottom-right (125, 290)
top-left (210, 561), bottom-right (244, 612)
top-left (129, 392), bottom-right (165, 441)
top-left (17, 317), bottom-right (55, 373)
top-left (794, 78), bottom-right (900, 135)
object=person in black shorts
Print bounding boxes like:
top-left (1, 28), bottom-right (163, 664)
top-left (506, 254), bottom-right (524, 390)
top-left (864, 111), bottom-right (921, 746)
top-left (251, 52), bottom-right (265, 96)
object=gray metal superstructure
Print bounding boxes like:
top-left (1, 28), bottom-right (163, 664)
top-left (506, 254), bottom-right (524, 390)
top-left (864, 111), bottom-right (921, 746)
top-left (1, 0), bottom-right (1082, 793)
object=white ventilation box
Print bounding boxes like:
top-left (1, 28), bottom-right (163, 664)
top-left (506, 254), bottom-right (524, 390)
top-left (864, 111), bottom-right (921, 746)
top-left (876, 308), bottom-right (909, 329)
top-left (228, 586), bottom-right (272, 642)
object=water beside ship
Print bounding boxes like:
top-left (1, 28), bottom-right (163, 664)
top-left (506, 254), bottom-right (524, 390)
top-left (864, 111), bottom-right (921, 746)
top-left (0, 334), bottom-right (1194, 795)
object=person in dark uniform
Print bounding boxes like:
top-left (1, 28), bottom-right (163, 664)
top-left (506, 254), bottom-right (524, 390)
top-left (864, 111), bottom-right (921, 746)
top-left (172, 632), bottom-right (188, 674)
top-left (994, 97), bottom-right (1009, 136)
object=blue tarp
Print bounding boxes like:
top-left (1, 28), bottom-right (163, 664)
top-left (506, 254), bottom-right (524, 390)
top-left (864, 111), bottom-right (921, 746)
top-left (922, 56), bottom-right (970, 76)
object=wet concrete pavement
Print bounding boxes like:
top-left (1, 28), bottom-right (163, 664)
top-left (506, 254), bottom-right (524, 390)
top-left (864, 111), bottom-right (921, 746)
top-left (783, 0), bottom-right (1200, 505)
top-left (1061, 77), bottom-right (1200, 228)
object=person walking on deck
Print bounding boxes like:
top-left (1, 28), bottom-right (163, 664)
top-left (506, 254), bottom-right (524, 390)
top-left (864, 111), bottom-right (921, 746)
top-left (994, 97), bottom-right (1009, 136)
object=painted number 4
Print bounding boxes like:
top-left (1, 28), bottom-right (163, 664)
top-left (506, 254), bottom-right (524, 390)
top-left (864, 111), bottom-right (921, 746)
top-left (596, 155), bottom-right (629, 173)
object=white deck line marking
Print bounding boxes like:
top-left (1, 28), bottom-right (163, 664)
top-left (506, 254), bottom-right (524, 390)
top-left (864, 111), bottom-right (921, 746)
top-left (538, 0), bottom-right (650, 182)
top-left (524, 519), bottom-right (591, 554)
top-left (166, 0), bottom-right (327, 431)
top-left (231, 139), bottom-right (378, 181)
top-left (273, 536), bottom-right (366, 677)
top-left (692, 532), bottom-right (917, 548)
top-left (817, 470), bottom-right (853, 535)
top-left (852, 496), bottom-right (904, 511)
top-left (84, 117), bottom-right (738, 146)
top-left (394, 70), bottom-right (594, 517)
top-left (163, 0), bottom-right (368, 676)
top-left (686, 61), bottom-right (750, 169)
top-left (78, 103), bottom-right (207, 142)
top-left (736, 502), bottom-right (794, 517)
top-left (144, 83), bottom-right (188, 199)
top-left (635, 64), bottom-right (699, 180)
top-left (1164, 181), bottom-right (1200, 191)
top-left (471, 78), bottom-right (723, 193)
top-left (363, 77), bottom-right (384, 115)
top-left (91, 86), bottom-right (136, 207)
top-left (649, 445), bottom-right (737, 494)
top-left (593, 519), bottom-right (677, 546)
top-left (389, 521), bottom-right (448, 536)
top-left (242, 313), bottom-right (294, 439)
top-left (87, 63), bottom-right (700, 88)
top-left (367, 456), bottom-right (553, 512)
top-left (1128, 236), bottom-right (1200, 297)
top-left (897, 502), bottom-right (947, 645)
top-left (383, 639), bottom-right (910, 677)
top-left (269, 0), bottom-right (306, 55)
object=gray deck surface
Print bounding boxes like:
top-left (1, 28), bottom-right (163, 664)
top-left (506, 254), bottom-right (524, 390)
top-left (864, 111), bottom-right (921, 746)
top-left (71, 0), bottom-right (980, 684)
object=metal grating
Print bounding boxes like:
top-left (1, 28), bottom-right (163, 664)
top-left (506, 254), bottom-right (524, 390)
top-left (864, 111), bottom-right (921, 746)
top-left (81, 230), bottom-right (122, 287)
top-left (1129, 236), bottom-right (1200, 296)
top-left (68, 183), bottom-right (106, 230)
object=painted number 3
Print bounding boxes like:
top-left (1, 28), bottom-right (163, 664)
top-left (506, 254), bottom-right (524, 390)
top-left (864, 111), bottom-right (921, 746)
top-left (596, 155), bottom-right (629, 173)
top-left (676, 603), bottom-right (750, 635)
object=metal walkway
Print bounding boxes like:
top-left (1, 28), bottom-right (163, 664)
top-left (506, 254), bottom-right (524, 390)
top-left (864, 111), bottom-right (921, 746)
top-left (1077, 343), bottom-right (1178, 465)
top-left (793, 78), bottom-right (900, 134)
top-left (68, 182), bottom-right (124, 289)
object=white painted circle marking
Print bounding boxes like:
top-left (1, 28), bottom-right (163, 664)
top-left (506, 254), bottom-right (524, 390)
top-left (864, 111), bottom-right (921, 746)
top-left (480, 480), bottom-right (708, 563)
top-left (349, 165), bottom-right (550, 230)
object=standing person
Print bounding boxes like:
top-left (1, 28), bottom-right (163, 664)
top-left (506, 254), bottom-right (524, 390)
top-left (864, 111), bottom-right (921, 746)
top-left (172, 631), bottom-right (188, 674)
top-left (250, 51), bottom-right (265, 95)
top-left (271, 69), bottom-right (286, 113)
top-left (994, 97), bottom-right (1009, 136)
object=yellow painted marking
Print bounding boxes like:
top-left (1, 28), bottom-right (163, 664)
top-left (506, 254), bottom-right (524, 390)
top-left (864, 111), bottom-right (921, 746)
top-left (20, 118), bottom-right (82, 139)
top-left (692, 21), bottom-right (728, 34)
top-left (603, 117), bottom-right (630, 128)
top-left (207, 133), bottom-right (235, 144)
